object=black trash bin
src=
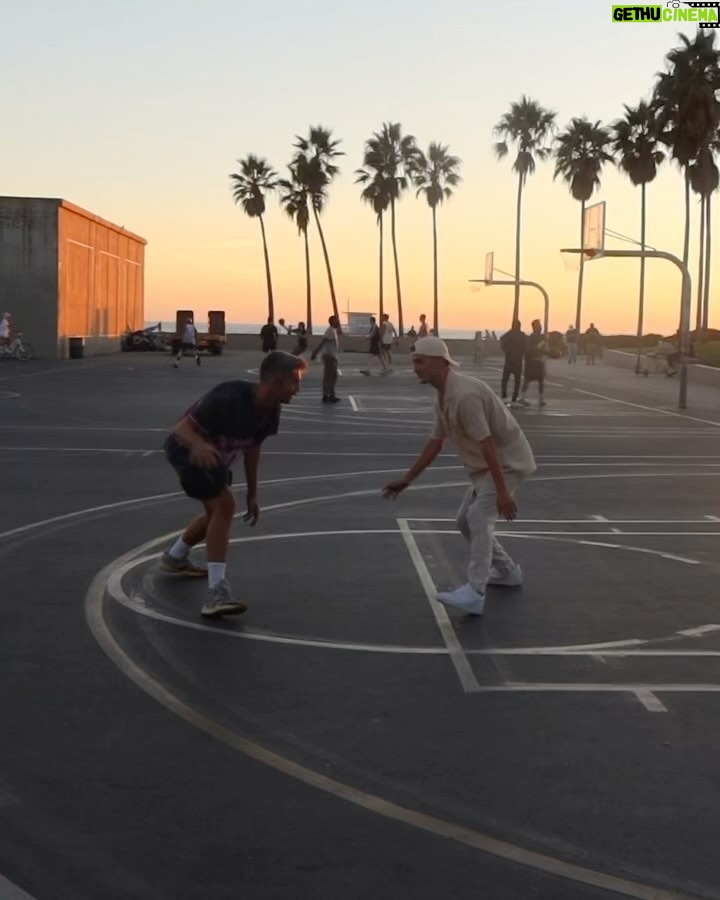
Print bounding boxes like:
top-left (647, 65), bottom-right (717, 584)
top-left (68, 337), bottom-right (85, 359)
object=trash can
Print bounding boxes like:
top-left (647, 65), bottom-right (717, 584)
top-left (68, 337), bottom-right (85, 359)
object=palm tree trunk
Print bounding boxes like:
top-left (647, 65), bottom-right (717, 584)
top-left (636, 183), bottom-right (647, 371)
top-left (390, 197), bottom-right (404, 335)
top-left (258, 215), bottom-right (274, 321)
top-left (378, 212), bottom-right (384, 321)
top-left (683, 168), bottom-right (691, 267)
top-left (304, 227), bottom-right (312, 334)
top-left (312, 207), bottom-right (341, 331)
top-left (432, 205), bottom-right (439, 336)
top-left (696, 195), bottom-right (706, 333)
top-left (513, 173), bottom-right (523, 323)
top-left (703, 193), bottom-right (712, 332)
top-left (575, 199), bottom-right (586, 332)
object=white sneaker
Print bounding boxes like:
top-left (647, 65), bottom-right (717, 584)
top-left (510, 400), bottom-right (522, 409)
top-left (436, 584), bottom-right (485, 616)
top-left (488, 565), bottom-right (523, 588)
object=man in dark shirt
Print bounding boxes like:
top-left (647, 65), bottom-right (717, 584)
top-left (161, 351), bottom-right (307, 617)
top-left (500, 320), bottom-right (526, 408)
top-left (260, 317), bottom-right (279, 353)
top-left (519, 319), bottom-right (547, 408)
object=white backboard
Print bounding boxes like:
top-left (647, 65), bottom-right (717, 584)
top-left (485, 251), bottom-right (494, 283)
top-left (583, 201), bottom-right (606, 257)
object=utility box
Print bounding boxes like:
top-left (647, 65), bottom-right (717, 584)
top-left (0, 197), bottom-right (146, 359)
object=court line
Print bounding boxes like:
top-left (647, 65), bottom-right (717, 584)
top-left (397, 519), bottom-right (481, 693)
top-left (0, 873), bottom-right (39, 900)
top-left (348, 395), bottom-right (359, 412)
top-left (573, 388), bottom-right (720, 427)
top-left (86, 563), bottom-right (696, 900)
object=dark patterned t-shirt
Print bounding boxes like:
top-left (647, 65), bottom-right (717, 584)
top-left (166, 380), bottom-right (279, 467)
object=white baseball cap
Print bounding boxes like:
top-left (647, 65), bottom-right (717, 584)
top-left (412, 336), bottom-right (459, 366)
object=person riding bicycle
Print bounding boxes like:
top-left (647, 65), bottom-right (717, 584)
top-left (0, 312), bottom-right (11, 348)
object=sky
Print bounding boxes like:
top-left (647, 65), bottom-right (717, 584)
top-left (0, 0), bottom-right (712, 334)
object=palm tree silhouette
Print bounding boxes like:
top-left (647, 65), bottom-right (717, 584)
top-left (355, 168), bottom-right (391, 321)
top-left (229, 155), bottom-right (278, 321)
top-left (412, 142), bottom-right (462, 336)
top-left (554, 118), bottom-right (613, 331)
top-left (278, 167), bottom-right (312, 334)
top-left (293, 126), bottom-right (343, 330)
top-left (494, 97), bottom-right (556, 323)
top-left (360, 123), bottom-right (420, 334)
top-left (611, 101), bottom-right (664, 348)
top-left (654, 31), bottom-right (720, 279)
top-left (689, 143), bottom-right (719, 331)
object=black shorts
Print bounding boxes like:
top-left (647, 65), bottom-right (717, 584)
top-left (165, 437), bottom-right (232, 500)
top-left (524, 359), bottom-right (545, 384)
top-left (180, 342), bottom-right (197, 351)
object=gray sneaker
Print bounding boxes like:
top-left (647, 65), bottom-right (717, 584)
top-left (160, 550), bottom-right (208, 577)
top-left (201, 579), bottom-right (247, 618)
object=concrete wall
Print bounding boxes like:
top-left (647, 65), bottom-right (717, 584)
top-left (57, 202), bottom-right (145, 358)
top-left (225, 332), bottom-right (485, 358)
top-left (0, 198), bottom-right (59, 359)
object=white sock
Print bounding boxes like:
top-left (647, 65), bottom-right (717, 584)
top-left (208, 562), bottom-right (226, 588)
top-left (169, 537), bottom-right (191, 559)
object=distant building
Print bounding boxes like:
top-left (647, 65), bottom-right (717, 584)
top-left (0, 197), bottom-right (146, 358)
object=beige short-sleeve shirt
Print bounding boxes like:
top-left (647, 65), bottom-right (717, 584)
top-left (432, 370), bottom-right (536, 486)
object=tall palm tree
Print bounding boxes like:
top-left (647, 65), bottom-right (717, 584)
top-left (493, 97), bottom-right (556, 322)
top-left (278, 167), bottom-right (312, 334)
top-left (293, 126), bottom-right (343, 329)
top-left (355, 168), bottom-right (391, 321)
top-left (360, 122), bottom-right (421, 334)
top-left (412, 142), bottom-right (462, 335)
top-left (229, 154), bottom-right (278, 320)
top-left (611, 101), bottom-right (665, 352)
top-left (554, 118), bottom-right (614, 331)
top-left (654, 31), bottom-right (720, 275)
top-left (689, 143), bottom-right (719, 331)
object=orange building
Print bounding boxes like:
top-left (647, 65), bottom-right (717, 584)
top-left (0, 197), bottom-right (146, 358)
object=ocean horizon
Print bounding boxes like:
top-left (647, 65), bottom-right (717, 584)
top-left (146, 321), bottom-right (503, 340)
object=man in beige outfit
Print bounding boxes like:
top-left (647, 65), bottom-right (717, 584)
top-left (383, 337), bottom-right (537, 616)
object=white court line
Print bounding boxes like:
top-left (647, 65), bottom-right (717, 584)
top-left (573, 388), bottom-right (720, 427)
top-left (397, 518), bottom-right (481, 693)
top-left (677, 625), bottom-right (720, 638)
top-left (408, 517), bottom-right (720, 524)
top-left (634, 690), bottom-right (668, 713)
top-left (0, 873), bottom-right (39, 900)
top-left (87, 567), bottom-right (698, 900)
top-left (348, 395), bottom-right (359, 412)
top-left (590, 514), bottom-right (608, 521)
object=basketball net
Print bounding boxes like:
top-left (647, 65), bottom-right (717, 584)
top-left (561, 248), bottom-right (598, 272)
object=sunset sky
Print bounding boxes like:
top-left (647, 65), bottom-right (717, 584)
top-left (0, 0), bottom-right (710, 334)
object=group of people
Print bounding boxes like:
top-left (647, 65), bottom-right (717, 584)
top-left (499, 319), bottom-right (548, 408)
top-left (565, 323), bottom-right (602, 365)
top-left (360, 313), bottom-right (404, 375)
top-left (161, 335), bottom-right (535, 619)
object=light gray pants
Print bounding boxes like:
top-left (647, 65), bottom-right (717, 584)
top-left (455, 479), bottom-right (519, 593)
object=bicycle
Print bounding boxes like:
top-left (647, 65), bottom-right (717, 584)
top-left (0, 332), bottom-right (34, 360)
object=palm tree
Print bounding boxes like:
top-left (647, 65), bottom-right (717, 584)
top-left (493, 97), bottom-right (556, 322)
top-left (355, 168), bottom-right (392, 321)
top-left (278, 167), bottom-right (312, 334)
top-left (654, 31), bottom-right (720, 276)
top-left (360, 122), bottom-right (421, 334)
top-left (554, 118), bottom-right (614, 331)
top-left (293, 126), bottom-right (343, 329)
top-left (412, 142), bottom-right (462, 335)
top-left (689, 143), bottom-right (719, 331)
top-left (611, 101), bottom-right (665, 352)
top-left (229, 155), bottom-right (278, 320)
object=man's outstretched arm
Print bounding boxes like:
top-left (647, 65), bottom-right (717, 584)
top-left (382, 437), bottom-right (445, 498)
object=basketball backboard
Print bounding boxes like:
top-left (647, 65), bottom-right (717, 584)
top-left (583, 201), bottom-right (606, 258)
top-left (485, 251), bottom-right (494, 284)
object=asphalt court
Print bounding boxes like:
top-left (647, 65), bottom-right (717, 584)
top-left (2, 350), bottom-right (720, 899)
